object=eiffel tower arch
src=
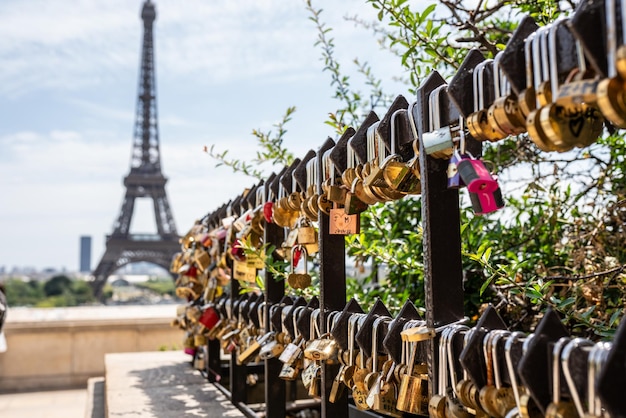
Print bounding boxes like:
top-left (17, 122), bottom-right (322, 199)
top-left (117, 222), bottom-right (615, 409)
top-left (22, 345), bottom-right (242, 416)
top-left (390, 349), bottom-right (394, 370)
top-left (91, 0), bottom-right (179, 299)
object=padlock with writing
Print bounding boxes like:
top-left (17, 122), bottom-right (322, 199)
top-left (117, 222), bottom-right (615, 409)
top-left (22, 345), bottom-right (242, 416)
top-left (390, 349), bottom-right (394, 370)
top-left (279, 361), bottom-right (302, 381)
top-left (539, 23), bottom-right (604, 151)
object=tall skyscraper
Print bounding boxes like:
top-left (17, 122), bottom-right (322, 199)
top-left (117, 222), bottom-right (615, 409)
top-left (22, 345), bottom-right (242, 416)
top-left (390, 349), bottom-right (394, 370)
top-left (80, 236), bottom-right (92, 272)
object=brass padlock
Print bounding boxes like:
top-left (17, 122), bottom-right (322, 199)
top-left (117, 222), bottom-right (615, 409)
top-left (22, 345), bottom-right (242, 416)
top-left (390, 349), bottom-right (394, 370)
top-left (287, 246), bottom-right (312, 290)
top-left (296, 218), bottom-right (317, 245)
top-left (596, 0), bottom-right (626, 128)
top-left (259, 339), bottom-right (285, 360)
top-left (467, 59), bottom-right (507, 142)
top-left (544, 337), bottom-right (576, 418)
top-left (304, 332), bottom-right (339, 362)
top-left (479, 330), bottom-right (517, 418)
top-left (194, 333), bottom-right (207, 347)
top-left (539, 25), bottom-right (604, 151)
top-left (193, 354), bottom-right (205, 371)
top-left (279, 361), bottom-right (301, 381)
top-left (396, 325), bottom-right (434, 415)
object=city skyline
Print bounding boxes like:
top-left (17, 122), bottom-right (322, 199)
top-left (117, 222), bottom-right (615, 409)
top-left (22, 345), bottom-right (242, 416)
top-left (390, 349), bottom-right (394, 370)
top-left (0, 0), bottom-right (411, 272)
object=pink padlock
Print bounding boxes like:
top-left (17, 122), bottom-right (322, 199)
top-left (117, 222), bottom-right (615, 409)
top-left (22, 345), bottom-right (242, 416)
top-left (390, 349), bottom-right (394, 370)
top-left (457, 157), bottom-right (504, 215)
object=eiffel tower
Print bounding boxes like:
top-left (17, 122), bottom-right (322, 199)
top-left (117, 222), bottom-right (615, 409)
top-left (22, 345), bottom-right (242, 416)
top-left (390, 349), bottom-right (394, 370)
top-left (91, 0), bottom-right (179, 299)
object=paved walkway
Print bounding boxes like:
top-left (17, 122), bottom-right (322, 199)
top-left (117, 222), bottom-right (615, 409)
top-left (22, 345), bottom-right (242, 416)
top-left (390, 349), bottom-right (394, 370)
top-left (0, 388), bottom-right (87, 418)
top-left (0, 351), bottom-right (245, 418)
top-left (105, 351), bottom-right (244, 418)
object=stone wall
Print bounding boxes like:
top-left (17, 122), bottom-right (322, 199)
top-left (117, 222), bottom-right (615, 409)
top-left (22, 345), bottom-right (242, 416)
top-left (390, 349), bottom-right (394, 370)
top-left (0, 306), bottom-right (183, 392)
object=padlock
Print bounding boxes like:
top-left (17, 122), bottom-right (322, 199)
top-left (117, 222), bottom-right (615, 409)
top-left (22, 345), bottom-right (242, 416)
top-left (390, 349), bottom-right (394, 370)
top-left (430, 325), bottom-right (472, 418)
top-left (193, 353), bottom-right (205, 371)
top-left (544, 337), bottom-right (577, 418)
top-left (301, 360), bottom-right (321, 389)
top-left (467, 59), bottom-right (507, 142)
top-left (385, 104), bottom-right (422, 194)
top-left (446, 155), bottom-right (462, 189)
top-left (539, 23), bottom-right (604, 151)
top-left (525, 28), bottom-right (558, 151)
top-left (584, 342), bottom-right (612, 418)
top-left (304, 332), bottom-right (339, 362)
top-left (194, 333), bottom-right (207, 347)
top-left (350, 318), bottom-right (372, 410)
top-left (375, 108), bottom-right (420, 196)
top-left (457, 156), bottom-right (504, 214)
top-left (279, 361), bottom-right (302, 381)
top-left (488, 52), bottom-right (527, 137)
top-left (561, 338), bottom-right (595, 418)
top-left (286, 191), bottom-right (303, 212)
top-left (362, 316), bottom-right (391, 396)
top-left (296, 218), bottom-right (317, 245)
top-left (198, 306), bottom-right (220, 330)
top-left (308, 367), bottom-right (322, 397)
top-left (329, 357), bottom-right (347, 403)
top-left (369, 360), bottom-right (402, 417)
top-left (597, 0), bottom-right (626, 128)
top-left (194, 248), bottom-right (211, 272)
top-left (362, 122), bottom-right (385, 187)
top-left (396, 325), bottom-right (434, 415)
top-left (279, 335), bottom-right (304, 365)
top-left (480, 331), bottom-right (517, 418)
top-left (287, 246), bottom-right (311, 289)
top-left (424, 85), bottom-right (456, 158)
top-left (259, 338), bottom-right (285, 360)
top-left (170, 252), bottom-right (184, 274)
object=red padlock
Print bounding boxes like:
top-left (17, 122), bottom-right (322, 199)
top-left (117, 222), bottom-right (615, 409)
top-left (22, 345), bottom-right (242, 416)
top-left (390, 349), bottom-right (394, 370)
top-left (199, 306), bottom-right (220, 329)
top-left (230, 239), bottom-right (246, 262)
top-left (263, 202), bottom-right (274, 224)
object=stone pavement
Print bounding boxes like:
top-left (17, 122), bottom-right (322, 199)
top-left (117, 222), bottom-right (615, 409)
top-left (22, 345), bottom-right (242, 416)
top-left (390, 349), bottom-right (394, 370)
top-left (0, 351), bottom-right (245, 418)
top-left (105, 351), bottom-right (244, 418)
top-left (0, 388), bottom-right (87, 418)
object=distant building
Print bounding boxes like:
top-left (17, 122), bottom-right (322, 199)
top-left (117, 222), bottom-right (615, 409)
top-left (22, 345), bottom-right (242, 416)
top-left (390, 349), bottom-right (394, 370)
top-left (80, 236), bottom-right (92, 272)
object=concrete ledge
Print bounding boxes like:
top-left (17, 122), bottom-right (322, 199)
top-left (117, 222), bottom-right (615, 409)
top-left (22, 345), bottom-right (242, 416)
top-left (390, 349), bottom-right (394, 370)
top-left (85, 377), bottom-right (105, 418)
top-left (0, 306), bottom-right (183, 392)
top-left (105, 351), bottom-right (244, 418)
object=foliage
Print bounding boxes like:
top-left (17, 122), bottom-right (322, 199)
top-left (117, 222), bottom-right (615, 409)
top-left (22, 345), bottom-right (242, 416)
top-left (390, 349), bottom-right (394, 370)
top-left (207, 0), bottom-right (626, 337)
top-left (3, 276), bottom-right (97, 307)
top-left (3, 278), bottom-right (45, 306)
top-left (205, 107), bottom-right (297, 180)
top-left (43, 275), bottom-right (72, 297)
top-left (134, 277), bottom-right (176, 296)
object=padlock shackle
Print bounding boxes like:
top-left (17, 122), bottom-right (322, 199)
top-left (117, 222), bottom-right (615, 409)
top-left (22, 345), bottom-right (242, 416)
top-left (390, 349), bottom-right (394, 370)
top-left (561, 337), bottom-right (594, 418)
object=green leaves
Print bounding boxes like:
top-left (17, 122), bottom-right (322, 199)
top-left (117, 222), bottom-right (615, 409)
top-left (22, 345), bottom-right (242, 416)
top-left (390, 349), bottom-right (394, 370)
top-left (206, 107), bottom-right (296, 179)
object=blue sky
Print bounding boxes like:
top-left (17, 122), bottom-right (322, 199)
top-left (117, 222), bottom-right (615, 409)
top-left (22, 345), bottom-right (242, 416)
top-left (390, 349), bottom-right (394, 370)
top-left (0, 0), bottom-right (411, 272)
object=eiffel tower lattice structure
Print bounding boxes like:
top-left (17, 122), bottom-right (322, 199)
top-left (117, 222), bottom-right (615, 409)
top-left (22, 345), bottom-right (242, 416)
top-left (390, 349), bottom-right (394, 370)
top-left (91, 0), bottom-right (179, 299)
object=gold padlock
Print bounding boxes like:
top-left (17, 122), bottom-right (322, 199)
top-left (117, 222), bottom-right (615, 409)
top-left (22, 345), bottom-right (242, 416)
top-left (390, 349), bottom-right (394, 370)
top-left (538, 25), bottom-right (604, 151)
top-left (259, 339), bottom-right (285, 360)
top-left (287, 246), bottom-right (312, 290)
top-left (296, 219), bottom-right (317, 245)
top-left (304, 333), bottom-right (339, 362)
top-left (396, 325), bottom-right (434, 415)
top-left (597, 0), bottom-right (626, 128)
top-left (544, 337), bottom-right (577, 418)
